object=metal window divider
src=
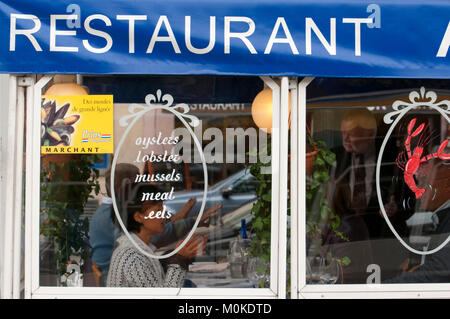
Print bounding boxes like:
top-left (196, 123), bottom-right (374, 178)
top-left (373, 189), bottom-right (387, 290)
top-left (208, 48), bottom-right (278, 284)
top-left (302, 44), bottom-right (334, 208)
top-left (12, 77), bottom-right (31, 299)
top-left (295, 77), bottom-right (315, 299)
top-left (259, 76), bottom-right (290, 298)
top-left (289, 77), bottom-right (299, 299)
top-left (278, 77), bottom-right (290, 299)
top-left (259, 76), bottom-right (281, 297)
top-left (1, 75), bottom-right (18, 299)
top-left (25, 75), bottom-right (51, 299)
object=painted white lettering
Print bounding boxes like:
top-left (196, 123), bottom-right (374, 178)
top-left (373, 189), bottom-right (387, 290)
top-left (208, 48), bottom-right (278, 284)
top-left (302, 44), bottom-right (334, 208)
top-left (134, 150), bottom-right (180, 163)
top-left (437, 21), bottom-right (450, 57)
top-left (342, 18), bottom-right (372, 56)
top-left (116, 15), bottom-right (147, 53)
top-left (143, 205), bottom-right (173, 219)
top-left (82, 15), bottom-right (113, 54)
top-left (185, 16), bottom-right (216, 54)
top-left (224, 17), bottom-right (257, 54)
top-left (10, 14), bottom-right (42, 52)
top-left (141, 187), bottom-right (175, 201)
top-left (305, 18), bottom-right (336, 55)
top-left (265, 17), bottom-right (299, 55)
top-left (50, 14), bottom-right (78, 52)
top-left (147, 16), bottom-right (181, 54)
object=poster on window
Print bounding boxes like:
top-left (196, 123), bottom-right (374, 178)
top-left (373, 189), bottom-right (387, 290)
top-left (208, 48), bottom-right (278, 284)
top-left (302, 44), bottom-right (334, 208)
top-left (41, 95), bottom-right (114, 154)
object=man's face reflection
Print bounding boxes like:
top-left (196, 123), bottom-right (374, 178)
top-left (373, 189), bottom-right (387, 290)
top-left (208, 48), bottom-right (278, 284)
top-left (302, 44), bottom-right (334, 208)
top-left (418, 161), bottom-right (450, 212)
top-left (341, 120), bottom-right (376, 155)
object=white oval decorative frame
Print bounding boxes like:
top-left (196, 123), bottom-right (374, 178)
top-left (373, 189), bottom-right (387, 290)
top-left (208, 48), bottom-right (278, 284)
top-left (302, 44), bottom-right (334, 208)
top-left (377, 87), bottom-right (450, 255)
top-left (110, 90), bottom-right (208, 259)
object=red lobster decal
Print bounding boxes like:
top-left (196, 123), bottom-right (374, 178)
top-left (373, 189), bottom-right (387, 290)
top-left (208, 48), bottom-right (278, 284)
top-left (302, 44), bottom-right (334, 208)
top-left (396, 118), bottom-right (450, 198)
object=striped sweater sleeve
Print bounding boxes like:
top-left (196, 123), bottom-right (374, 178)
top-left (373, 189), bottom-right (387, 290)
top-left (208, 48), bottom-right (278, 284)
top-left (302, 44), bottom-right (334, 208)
top-left (108, 247), bottom-right (186, 287)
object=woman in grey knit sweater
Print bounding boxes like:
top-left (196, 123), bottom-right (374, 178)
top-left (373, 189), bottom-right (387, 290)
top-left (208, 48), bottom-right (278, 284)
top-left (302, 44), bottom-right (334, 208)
top-left (107, 184), bottom-right (208, 287)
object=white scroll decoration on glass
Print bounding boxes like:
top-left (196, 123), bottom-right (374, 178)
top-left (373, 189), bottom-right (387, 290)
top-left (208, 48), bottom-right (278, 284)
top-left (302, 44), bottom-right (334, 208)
top-left (377, 87), bottom-right (450, 255)
top-left (111, 90), bottom-right (208, 259)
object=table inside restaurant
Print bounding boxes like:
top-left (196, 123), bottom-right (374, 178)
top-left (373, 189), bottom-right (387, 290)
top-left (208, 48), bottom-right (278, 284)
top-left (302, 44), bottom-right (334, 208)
top-left (185, 262), bottom-right (254, 288)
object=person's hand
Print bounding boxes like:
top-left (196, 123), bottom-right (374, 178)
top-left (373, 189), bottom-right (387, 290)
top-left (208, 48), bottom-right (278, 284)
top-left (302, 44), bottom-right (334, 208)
top-left (379, 195), bottom-right (398, 218)
top-left (176, 234), bottom-right (208, 259)
top-left (171, 198), bottom-right (197, 223)
top-left (194, 203), bottom-right (222, 227)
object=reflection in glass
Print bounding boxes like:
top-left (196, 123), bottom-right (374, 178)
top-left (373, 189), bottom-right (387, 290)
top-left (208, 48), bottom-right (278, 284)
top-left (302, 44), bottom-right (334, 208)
top-left (39, 75), bottom-right (272, 289)
top-left (305, 78), bottom-right (450, 285)
top-left (306, 256), bottom-right (339, 285)
top-left (247, 257), bottom-right (270, 287)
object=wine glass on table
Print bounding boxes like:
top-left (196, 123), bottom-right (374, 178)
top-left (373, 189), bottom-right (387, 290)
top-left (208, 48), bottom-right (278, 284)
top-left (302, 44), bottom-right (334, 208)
top-left (321, 258), bottom-right (339, 284)
top-left (247, 257), bottom-right (269, 287)
top-left (307, 255), bottom-right (339, 284)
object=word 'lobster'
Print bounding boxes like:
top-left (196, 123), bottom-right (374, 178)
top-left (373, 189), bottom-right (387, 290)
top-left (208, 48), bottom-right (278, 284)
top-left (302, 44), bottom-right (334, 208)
top-left (396, 118), bottom-right (450, 198)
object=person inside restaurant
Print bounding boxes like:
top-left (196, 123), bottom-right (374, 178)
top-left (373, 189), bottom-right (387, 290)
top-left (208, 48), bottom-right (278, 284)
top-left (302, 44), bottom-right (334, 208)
top-left (89, 163), bottom-right (219, 286)
top-left (323, 109), bottom-right (414, 283)
top-left (385, 156), bottom-right (450, 283)
top-left (106, 183), bottom-right (208, 287)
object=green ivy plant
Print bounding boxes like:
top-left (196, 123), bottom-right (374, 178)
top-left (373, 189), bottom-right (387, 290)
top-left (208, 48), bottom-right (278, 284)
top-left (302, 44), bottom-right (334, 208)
top-left (40, 154), bottom-right (101, 284)
top-left (247, 143), bottom-right (272, 288)
top-left (305, 136), bottom-right (350, 268)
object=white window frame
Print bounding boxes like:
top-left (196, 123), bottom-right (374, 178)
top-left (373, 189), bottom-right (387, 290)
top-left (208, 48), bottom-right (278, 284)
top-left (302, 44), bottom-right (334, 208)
top-left (291, 77), bottom-right (450, 299)
top-left (0, 75), bottom-right (17, 299)
top-left (0, 75), bottom-right (32, 300)
top-left (23, 75), bottom-right (290, 299)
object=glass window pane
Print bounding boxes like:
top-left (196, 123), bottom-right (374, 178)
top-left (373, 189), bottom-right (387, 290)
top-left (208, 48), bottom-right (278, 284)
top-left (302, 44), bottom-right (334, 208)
top-left (305, 78), bottom-right (450, 284)
top-left (39, 75), bottom-right (273, 289)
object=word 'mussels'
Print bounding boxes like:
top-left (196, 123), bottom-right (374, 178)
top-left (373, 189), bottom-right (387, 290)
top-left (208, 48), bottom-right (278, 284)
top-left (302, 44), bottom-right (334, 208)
top-left (134, 169), bottom-right (182, 183)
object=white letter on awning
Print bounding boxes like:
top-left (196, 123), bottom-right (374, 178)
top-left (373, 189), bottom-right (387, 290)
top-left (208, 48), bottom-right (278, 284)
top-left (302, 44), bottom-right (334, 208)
top-left (10, 14), bottom-right (42, 52)
top-left (50, 15), bottom-right (79, 52)
top-left (265, 17), bottom-right (299, 55)
top-left (342, 18), bottom-right (372, 56)
top-left (224, 17), bottom-right (257, 54)
top-left (305, 18), bottom-right (336, 55)
top-left (147, 16), bottom-right (181, 54)
top-left (83, 15), bottom-right (113, 54)
top-left (117, 15), bottom-right (147, 53)
top-left (437, 21), bottom-right (450, 57)
top-left (185, 16), bottom-right (216, 54)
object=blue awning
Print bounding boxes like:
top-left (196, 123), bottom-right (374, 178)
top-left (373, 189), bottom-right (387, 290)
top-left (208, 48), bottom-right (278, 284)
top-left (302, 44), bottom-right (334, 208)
top-left (1, 0), bottom-right (450, 77)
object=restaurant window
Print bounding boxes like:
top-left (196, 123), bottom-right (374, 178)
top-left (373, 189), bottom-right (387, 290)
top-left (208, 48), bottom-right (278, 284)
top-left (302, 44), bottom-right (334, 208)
top-left (31, 74), bottom-right (288, 297)
top-left (302, 78), bottom-right (450, 289)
